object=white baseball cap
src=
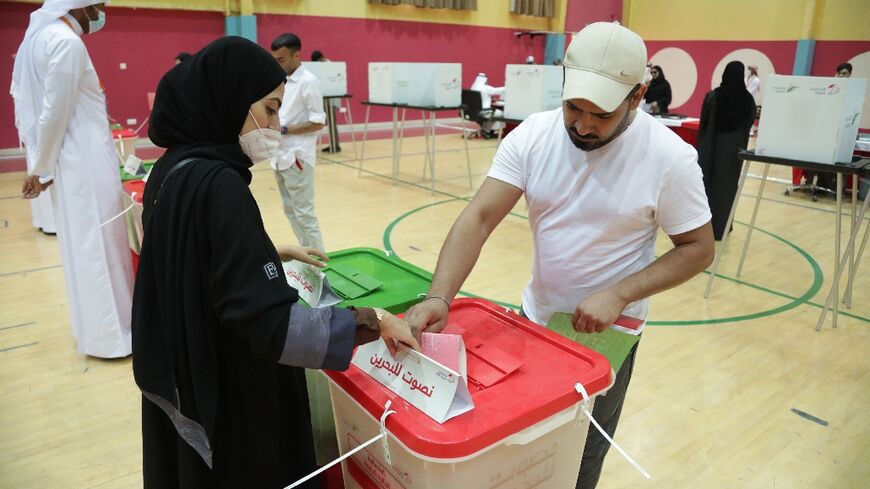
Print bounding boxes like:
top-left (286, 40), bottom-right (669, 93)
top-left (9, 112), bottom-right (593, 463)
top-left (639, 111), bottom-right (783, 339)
top-left (562, 22), bottom-right (647, 112)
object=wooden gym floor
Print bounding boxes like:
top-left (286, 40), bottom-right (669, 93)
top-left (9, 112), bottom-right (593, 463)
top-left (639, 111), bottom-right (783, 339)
top-left (0, 128), bottom-right (867, 488)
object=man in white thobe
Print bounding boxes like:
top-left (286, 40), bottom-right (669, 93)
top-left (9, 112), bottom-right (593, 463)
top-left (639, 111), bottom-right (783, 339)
top-left (470, 73), bottom-right (506, 137)
top-left (11, 0), bottom-right (133, 358)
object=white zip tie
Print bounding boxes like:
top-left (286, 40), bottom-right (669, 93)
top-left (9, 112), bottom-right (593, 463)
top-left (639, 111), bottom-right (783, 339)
top-left (574, 382), bottom-right (651, 480)
top-left (100, 200), bottom-right (136, 228)
top-left (134, 116), bottom-right (150, 135)
top-left (284, 400), bottom-right (396, 489)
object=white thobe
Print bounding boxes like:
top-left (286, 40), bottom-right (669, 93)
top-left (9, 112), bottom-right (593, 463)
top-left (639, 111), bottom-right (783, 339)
top-left (24, 146), bottom-right (57, 233)
top-left (745, 74), bottom-right (761, 104)
top-left (22, 19), bottom-right (133, 357)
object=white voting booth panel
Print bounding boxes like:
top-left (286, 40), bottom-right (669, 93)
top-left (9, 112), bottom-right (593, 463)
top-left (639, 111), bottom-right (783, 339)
top-left (503, 64), bottom-right (562, 119)
top-left (302, 61), bottom-right (348, 96)
top-left (368, 62), bottom-right (461, 106)
top-left (368, 62), bottom-right (409, 104)
top-left (405, 63), bottom-right (461, 107)
top-left (756, 75), bottom-right (867, 164)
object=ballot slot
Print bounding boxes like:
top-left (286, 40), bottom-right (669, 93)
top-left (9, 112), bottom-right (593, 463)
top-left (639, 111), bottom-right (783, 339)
top-left (323, 264), bottom-right (382, 301)
top-left (447, 325), bottom-right (523, 393)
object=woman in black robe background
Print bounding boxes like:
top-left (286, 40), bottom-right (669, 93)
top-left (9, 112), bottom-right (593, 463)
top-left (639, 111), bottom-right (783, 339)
top-left (132, 37), bottom-right (419, 489)
top-left (644, 65), bottom-right (672, 114)
top-left (697, 60), bottom-right (757, 240)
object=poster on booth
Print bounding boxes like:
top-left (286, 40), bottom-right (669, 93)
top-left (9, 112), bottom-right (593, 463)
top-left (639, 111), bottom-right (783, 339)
top-left (352, 333), bottom-right (474, 423)
top-left (282, 260), bottom-right (342, 307)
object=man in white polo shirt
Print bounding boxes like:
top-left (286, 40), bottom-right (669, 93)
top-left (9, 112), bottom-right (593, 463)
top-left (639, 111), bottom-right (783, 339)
top-left (271, 32), bottom-right (326, 251)
top-left (405, 22), bottom-right (713, 489)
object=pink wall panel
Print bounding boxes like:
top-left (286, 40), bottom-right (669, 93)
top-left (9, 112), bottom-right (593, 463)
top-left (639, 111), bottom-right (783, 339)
top-left (564, 0), bottom-right (622, 32)
top-left (256, 13), bottom-right (545, 125)
top-left (645, 41), bottom-right (796, 116)
top-left (1, 2), bottom-right (225, 149)
top-left (811, 41), bottom-right (870, 76)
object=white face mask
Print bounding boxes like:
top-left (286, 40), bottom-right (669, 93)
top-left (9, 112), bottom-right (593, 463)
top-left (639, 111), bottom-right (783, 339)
top-left (87, 9), bottom-right (106, 34)
top-left (238, 110), bottom-right (282, 163)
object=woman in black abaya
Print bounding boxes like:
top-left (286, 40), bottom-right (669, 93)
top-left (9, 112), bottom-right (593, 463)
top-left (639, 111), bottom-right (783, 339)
top-left (697, 60), bottom-right (757, 240)
top-left (644, 64), bottom-right (672, 114)
top-left (132, 36), bottom-right (419, 489)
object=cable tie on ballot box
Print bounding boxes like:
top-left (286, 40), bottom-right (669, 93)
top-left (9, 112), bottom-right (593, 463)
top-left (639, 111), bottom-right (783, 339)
top-left (284, 400), bottom-right (396, 489)
top-left (574, 382), bottom-right (651, 480)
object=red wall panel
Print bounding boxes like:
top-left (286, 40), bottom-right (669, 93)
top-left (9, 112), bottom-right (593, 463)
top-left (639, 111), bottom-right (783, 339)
top-left (645, 41), bottom-right (796, 116)
top-left (564, 0), bottom-right (622, 32)
top-left (811, 40), bottom-right (870, 76)
top-left (1, 4), bottom-right (545, 150)
top-left (1, 2), bottom-right (225, 149)
top-left (256, 13), bottom-right (545, 126)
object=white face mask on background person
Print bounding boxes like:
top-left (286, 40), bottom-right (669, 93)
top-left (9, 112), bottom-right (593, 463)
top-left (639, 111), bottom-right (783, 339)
top-left (238, 110), bottom-right (282, 163)
top-left (88, 9), bottom-right (106, 34)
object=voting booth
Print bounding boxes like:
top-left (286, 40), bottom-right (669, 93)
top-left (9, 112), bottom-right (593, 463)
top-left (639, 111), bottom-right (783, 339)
top-left (756, 75), bottom-right (867, 164)
top-left (503, 64), bottom-right (562, 119)
top-left (368, 62), bottom-right (462, 107)
top-left (325, 298), bottom-right (613, 489)
top-left (302, 61), bottom-right (348, 96)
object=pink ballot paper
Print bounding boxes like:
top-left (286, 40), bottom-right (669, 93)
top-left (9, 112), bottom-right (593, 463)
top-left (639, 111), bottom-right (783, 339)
top-left (351, 333), bottom-right (474, 423)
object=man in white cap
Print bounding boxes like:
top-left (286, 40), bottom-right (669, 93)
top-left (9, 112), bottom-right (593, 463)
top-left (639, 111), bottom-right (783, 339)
top-left (405, 22), bottom-right (713, 488)
top-left (11, 1), bottom-right (134, 359)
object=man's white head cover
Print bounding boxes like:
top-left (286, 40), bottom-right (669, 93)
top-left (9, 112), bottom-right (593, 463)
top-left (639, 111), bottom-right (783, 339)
top-left (11, 1), bottom-right (109, 146)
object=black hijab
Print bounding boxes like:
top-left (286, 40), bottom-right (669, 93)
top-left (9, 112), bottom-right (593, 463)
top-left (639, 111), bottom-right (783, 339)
top-left (644, 64), bottom-right (672, 112)
top-left (133, 36), bottom-right (287, 461)
top-left (713, 61), bottom-right (756, 132)
top-left (145, 35), bottom-right (286, 204)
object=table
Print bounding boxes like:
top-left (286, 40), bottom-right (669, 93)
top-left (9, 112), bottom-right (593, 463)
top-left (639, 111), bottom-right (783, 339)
top-left (704, 150), bottom-right (870, 330)
top-left (491, 115), bottom-right (525, 143)
top-left (322, 94), bottom-right (357, 157)
top-left (791, 137), bottom-right (870, 184)
top-left (652, 115), bottom-right (701, 147)
top-left (359, 101), bottom-right (472, 192)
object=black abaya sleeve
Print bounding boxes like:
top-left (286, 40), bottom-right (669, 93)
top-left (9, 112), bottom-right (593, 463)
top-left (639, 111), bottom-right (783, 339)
top-left (204, 168), bottom-right (309, 362)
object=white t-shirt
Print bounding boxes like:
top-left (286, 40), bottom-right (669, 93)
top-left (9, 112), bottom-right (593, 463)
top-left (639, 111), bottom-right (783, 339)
top-left (273, 65), bottom-right (326, 170)
top-left (487, 108), bottom-right (711, 331)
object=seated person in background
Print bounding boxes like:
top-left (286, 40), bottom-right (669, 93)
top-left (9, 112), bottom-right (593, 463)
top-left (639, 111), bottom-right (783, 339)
top-left (836, 62), bottom-right (852, 78)
top-left (134, 36), bottom-right (420, 489)
top-left (470, 72), bottom-right (505, 138)
top-left (643, 65), bottom-right (671, 114)
top-left (697, 61), bottom-right (757, 240)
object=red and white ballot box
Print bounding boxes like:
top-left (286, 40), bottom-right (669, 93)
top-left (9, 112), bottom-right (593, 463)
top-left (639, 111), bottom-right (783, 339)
top-left (112, 128), bottom-right (138, 159)
top-left (324, 298), bottom-right (613, 489)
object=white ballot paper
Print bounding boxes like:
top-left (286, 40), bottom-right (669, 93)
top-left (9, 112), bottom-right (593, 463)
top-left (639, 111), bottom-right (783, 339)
top-left (352, 333), bottom-right (474, 423)
top-left (282, 260), bottom-right (342, 307)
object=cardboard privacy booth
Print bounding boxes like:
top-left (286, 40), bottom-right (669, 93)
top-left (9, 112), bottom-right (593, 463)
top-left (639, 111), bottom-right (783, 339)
top-left (503, 64), bottom-right (563, 119)
top-left (325, 299), bottom-right (613, 489)
top-left (302, 61), bottom-right (348, 97)
top-left (756, 75), bottom-right (867, 164)
top-left (368, 62), bottom-right (409, 104)
top-left (404, 63), bottom-right (462, 107)
top-left (368, 62), bottom-right (462, 107)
